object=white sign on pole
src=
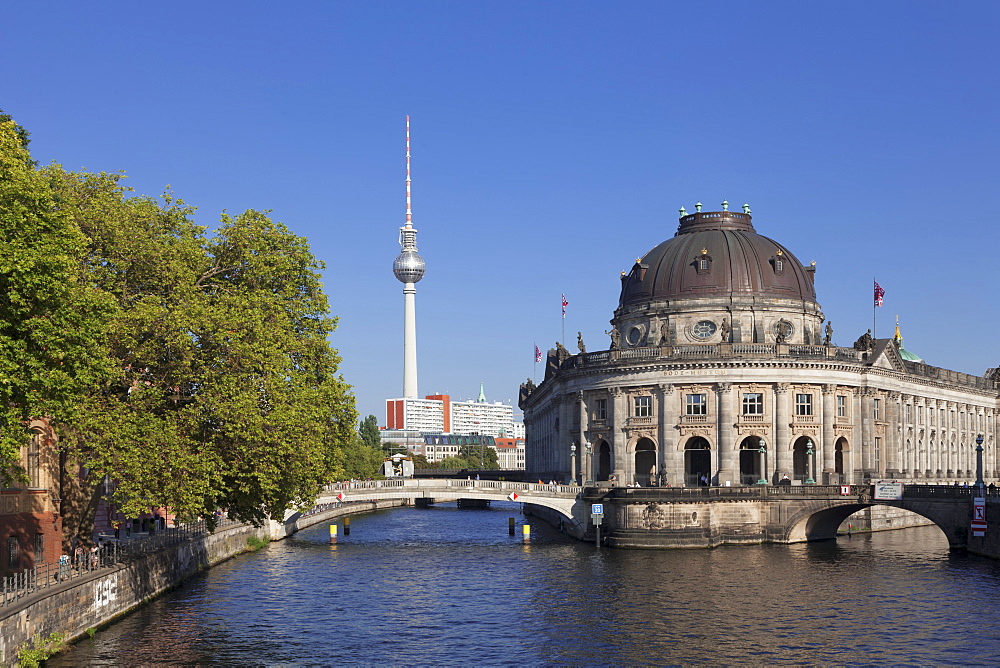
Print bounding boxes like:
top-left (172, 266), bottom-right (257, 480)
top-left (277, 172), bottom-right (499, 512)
top-left (873, 482), bottom-right (903, 500)
top-left (972, 497), bottom-right (987, 536)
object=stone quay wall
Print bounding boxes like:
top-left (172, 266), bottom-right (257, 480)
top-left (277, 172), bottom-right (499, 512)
top-left (967, 498), bottom-right (1000, 559)
top-left (0, 499), bottom-right (402, 665)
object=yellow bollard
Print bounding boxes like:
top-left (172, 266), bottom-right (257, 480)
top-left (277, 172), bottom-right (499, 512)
top-left (344, 517), bottom-right (351, 536)
top-left (329, 524), bottom-right (337, 544)
top-left (522, 524), bottom-right (530, 543)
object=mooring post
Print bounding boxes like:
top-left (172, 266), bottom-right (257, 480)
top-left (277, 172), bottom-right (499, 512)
top-left (522, 524), bottom-right (530, 543)
top-left (509, 517), bottom-right (515, 536)
top-left (329, 524), bottom-right (337, 544)
top-left (344, 517), bottom-right (351, 536)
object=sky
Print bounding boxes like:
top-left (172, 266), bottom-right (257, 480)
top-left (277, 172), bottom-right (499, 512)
top-left (3, 2), bottom-right (999, 424)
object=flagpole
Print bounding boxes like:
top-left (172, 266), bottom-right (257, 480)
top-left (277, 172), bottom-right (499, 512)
top-left (561, 294), bottom-right (566, 345)
top-left (873, 276), bottom-right (877, 339)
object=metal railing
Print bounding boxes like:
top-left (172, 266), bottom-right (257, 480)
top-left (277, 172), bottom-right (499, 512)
top-left (0, 517), bottom-right (240, 609)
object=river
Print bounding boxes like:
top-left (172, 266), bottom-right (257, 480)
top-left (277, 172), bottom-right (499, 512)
top-left (51, 502), bottom-right (1000, 666)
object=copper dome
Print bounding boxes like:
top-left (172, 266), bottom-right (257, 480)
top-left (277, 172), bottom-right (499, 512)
top-left (618, 210), bottom-right (817, 308)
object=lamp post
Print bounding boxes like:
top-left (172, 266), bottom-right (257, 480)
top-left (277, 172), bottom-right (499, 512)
top-left (975, 433), bottom-right (985, 496)
top-left (570, 443), bottom-right (577, 485)
top-left (757, 438), bottom-right (768, 485)
top-left (805, 439), bottom-right (816, 484)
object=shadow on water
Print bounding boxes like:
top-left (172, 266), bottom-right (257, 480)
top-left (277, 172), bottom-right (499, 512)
top-left (49, 507), bottom-right (1000, 666)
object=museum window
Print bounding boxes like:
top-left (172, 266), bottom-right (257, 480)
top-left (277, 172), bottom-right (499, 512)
top-left (874, 437), bottom-right (882, 471)
top-left (905, 404), bottom-right (912, 423)
top-left (27, 433), bottom-right (40, 489)
top-left (873, 398), bottom-right (881, 420)
top-left (595, 399), bottom-right (607, 421)
top-left (918, 405), bottom-right (924, 424)
top-left (634, 396), bottom-right (652, 417)
top-left (795, 393), bottom-right (813, 416)
top-left (34, 533), bottom-right (43, 564)
top-left (694, 250), bottom-right (712, 275)
top-left (686, 394), bottom-right (707, 416)
top-left (742, 393), bottom-right (763, 415)
top-left (836, 395), bottom-right (847, 418)
top-left (7, 536), bottom-right (19, 570)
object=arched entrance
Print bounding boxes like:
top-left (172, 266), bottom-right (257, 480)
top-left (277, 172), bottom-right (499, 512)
top-left (596, 440), bottom-right (611, 481)
top-left (684, 437), bottom-right (711, 486)
top-left (792, 436), bottom-right (815, 482)
top-left (634, 437), bottom-right (656, 486)
top-left (834, 437), bottom-right (849, 483)
top-left (739, 436), bottom-right (764, 485)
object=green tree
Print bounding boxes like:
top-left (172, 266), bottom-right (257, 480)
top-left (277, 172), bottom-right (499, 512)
top-left (0, 120), bottom-right (113, 485)
top-left (42, 164), bottom-right (360, 533)
top-left (409, 453), bottom-right (431, 469)
top-left (437, 455), bottom-right (472, 470)
top-left (459, 443), bottom-right (499, 469)
top-left (358, 414), bottom-right (380, 449)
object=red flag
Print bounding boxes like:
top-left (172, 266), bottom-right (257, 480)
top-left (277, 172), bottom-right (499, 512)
top-left (874, 281), bottom-right (885, 307)
top-left (561, 293), bottom-right (568, 318)
top-left (534, 344), bottom-right (542, 363)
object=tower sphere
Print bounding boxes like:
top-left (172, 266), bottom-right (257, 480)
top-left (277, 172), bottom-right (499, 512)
top-left (393, 250), bottom-right (425, 283)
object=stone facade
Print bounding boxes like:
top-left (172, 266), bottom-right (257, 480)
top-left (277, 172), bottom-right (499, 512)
top-left (521, 208), bottom-right (999, 489)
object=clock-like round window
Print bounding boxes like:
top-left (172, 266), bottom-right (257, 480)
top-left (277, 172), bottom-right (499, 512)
top-left (626, 325), bottom-right (646, 347)
top-left (774, 320), bottom-right (794, 340)
top-left (692, 321), bottom-right (717, 339)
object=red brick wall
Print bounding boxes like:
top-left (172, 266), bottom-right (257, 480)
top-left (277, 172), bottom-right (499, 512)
top-left (0, 511), bottom-right (62, 573)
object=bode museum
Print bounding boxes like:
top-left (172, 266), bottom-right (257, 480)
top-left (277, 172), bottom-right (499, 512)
top-left (520, 204), bottom-right (999, 490)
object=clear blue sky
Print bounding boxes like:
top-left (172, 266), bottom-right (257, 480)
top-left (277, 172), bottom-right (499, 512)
top-left (4, 2), bottom-right (999, 424)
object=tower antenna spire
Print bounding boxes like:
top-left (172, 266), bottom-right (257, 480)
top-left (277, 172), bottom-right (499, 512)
top-left (405, 114), bottom-right (412, 229)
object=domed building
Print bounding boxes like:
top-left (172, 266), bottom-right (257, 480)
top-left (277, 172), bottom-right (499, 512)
top-left (520, 204), bottom-right (999, 489)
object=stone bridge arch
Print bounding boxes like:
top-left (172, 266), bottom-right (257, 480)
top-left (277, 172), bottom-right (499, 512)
top-left (780, 499), bottom-right (966, 549)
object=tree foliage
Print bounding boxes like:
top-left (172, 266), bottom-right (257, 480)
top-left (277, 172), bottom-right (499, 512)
top-left (358, 414), bottom-right (380, 449)
top-left (0, 115), bottom-right (364, 534)
top-left (0, 121), bottom-right (113, 485)
top-left (459, 443), bottom-right (500, 469)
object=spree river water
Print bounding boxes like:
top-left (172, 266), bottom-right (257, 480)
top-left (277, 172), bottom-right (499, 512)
top-left (51, 503), bottom-right (1000, 666)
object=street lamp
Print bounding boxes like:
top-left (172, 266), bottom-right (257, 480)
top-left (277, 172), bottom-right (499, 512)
top-left (570, 443), bottom-right (578, 485)
top-left (757, 438), bottom-right (768, 485)
top-left (975, 433), bottom-right (985, 496)
top-left (805, 439), bottom-right (816, 485)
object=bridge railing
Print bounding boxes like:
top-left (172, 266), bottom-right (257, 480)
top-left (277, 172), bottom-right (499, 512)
top-left (322, 478), bottom-right (582, 497)
top-left (590, 484), bottom-right (874, 502)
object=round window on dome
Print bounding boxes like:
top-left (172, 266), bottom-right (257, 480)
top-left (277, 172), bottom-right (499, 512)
top-left (626, 324), bottom-right (646, 347)
top-left (692, 321), bottom-right (717, 339)
top-left (774, 320), bottom-right (794, 341)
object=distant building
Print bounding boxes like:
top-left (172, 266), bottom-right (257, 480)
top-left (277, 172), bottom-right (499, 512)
top-left (495, 438), bottom-right (526, 470)
top-left (386, 384), bottom-right (515, 437)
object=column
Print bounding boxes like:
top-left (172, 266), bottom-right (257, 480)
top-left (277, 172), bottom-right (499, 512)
top-left (716, 383), bottom-right (734, 485)
top-left (657, 384), bottom-right (676, 485)
top-left (849, 390), bottom-right (862, 483)
top-left (578, 391), bottom-right (590, 484)
top-left (822, 384), bottom-right (836, 481)
top-left (859, 391), bottom-right (871, 477)
top-left (611, 387), bottom-right (626, 482)
top-left (886, 392), bottom-right (901, 476)
top-left (774, 383), bottom-right (790, 479)
top-left (557, 395), bottom-right (572, 482)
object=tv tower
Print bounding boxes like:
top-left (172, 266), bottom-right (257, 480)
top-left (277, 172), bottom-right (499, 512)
top-left (392, 116), bottom-right (425, 398)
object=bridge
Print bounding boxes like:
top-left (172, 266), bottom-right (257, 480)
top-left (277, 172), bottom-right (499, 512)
top-left (317, 479), bottom-right (988, 550)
